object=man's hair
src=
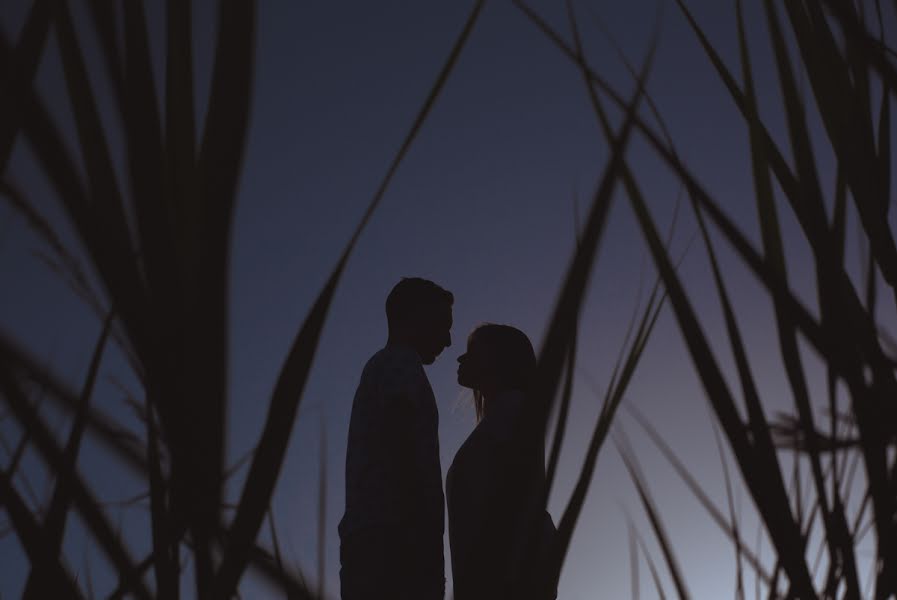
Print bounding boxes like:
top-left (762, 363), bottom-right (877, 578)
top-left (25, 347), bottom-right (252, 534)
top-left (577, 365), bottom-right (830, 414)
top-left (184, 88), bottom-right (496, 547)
top-left (386, 277), bottom-right (453, 333)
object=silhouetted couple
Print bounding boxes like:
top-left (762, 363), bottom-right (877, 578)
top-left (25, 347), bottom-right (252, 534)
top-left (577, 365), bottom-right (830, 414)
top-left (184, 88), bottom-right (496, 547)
top-left (338, 278), bottom-right (557, 600)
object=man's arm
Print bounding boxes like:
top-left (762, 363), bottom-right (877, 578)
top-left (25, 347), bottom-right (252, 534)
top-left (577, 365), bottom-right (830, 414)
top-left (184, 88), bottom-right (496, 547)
top-left (406, 383), bottom-right (445, 598)
top-left (380, 360), bottom-right (445, 598)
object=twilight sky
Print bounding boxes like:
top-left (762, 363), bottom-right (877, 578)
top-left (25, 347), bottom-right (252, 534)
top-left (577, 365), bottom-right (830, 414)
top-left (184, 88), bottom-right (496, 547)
top-left (1, 1), bottom-right (892, 598)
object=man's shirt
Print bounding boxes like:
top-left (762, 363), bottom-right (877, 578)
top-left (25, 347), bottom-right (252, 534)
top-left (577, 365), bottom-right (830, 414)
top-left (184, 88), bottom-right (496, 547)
top-left (339, 343), bottom-right (445, 582)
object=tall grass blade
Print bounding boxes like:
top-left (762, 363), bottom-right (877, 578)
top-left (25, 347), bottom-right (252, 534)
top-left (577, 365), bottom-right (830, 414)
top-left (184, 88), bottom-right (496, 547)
top-left (4, 424), bottom-right (32, 485)
top-left (120, 0), bottom-right (167, 299)
top-left (146, 392), bottom-right (178, 599)
top-left (0, 179), bottom-right (102, 315)
top-left (551, 285), bottom-right (663, 579)
top-left (183, 0), bottom-right (261, 591)
top-left (317, 422), bottom-right (327, 600)
top-left (545, 328), bottom-right (576, 496)
top-left (0, 327), bottom-right (309, 595)
top-left (0, 30), bottom-right (150, 364)
top-left (617, 431), bottom-right (691, 599)
top-left (691, 190), bottom-right (782, 494)
top-left (0, 364), bottom-right (153, 600)
top-left (83, 0), bottom-right (125, 112)
top-left (712, 422), bottom-right (745, 599)
top-left (522, 22), bottom-right (653, 589)
top-left (629, 519), bottom-right (640, 600)
top-left (583, 3), bottom-right (678, 154)
top-left (671, 0), bottom-right (808, 212)
top-left (754, 523), bottom-right (765, 600)
top-left (633, 524), bottom-right (669, 600)
top-left (514, 1), bottom-right (835, 365)
top-left (739, 1), bottom-right (859, 594)
top-left (785, 2), bottom-right (897, 289)
top-left (877, 81), bottom-right (891, 218)
top-left (822, 0), bottom-right (897, 93)
top-left (266, 507), bottom-right (287, 594)
top-left (52, 2), bottom-right (147, 366)
top-left (625, 151), bottom-right (817, 595)
top-left (165, 0), bottom-right (197, 204)
top-left (783, 5), bottom-right (897, 578)
top-left (761, 0), bottom-right (829, 246)
top-left (628, 406), bottom-right (772, 585)
top-left (22, 311), bottom-right (114, 596)
top-left (553, 277), bottom-right (664, 564)
top-left (84, 547), bottom-right (96, 600)
top-left (0, 469), bottom-right (84, 599)
top-left (54, 0), bottom-right (130, 247)
top-left (0, 328), bottom-right (148, 472)
top-left (0, 0), bottom-right (53, 171)
top-left (244, 542), bottom-right (314, 600)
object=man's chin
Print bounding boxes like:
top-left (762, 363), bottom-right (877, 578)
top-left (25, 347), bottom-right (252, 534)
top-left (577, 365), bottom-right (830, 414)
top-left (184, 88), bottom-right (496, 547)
top-left (421, 355), bottom-right (436, 365)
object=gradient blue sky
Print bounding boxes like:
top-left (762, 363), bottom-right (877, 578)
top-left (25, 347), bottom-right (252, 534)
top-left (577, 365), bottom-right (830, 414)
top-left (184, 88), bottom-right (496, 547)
top-left (1, 1), bottom-right (891, 598)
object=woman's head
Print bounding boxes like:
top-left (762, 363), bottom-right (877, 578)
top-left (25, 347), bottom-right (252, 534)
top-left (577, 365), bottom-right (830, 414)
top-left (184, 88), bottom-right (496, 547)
top-left (456, 324), bottom-right (537, 420)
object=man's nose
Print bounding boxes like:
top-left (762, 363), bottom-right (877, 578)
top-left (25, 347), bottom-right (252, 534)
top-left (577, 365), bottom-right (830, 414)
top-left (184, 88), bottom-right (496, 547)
top-left (445, 333), bottom-right (452, 348)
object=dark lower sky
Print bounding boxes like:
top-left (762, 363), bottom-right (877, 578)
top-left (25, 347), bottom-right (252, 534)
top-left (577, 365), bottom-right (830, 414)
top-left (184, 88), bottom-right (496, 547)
top-left (1, 1), bottom-right (893, 597)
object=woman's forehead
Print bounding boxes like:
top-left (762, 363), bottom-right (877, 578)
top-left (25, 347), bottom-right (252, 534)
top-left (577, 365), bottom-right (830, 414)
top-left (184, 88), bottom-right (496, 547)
top-left (467, 330), bottom-right (485, 348)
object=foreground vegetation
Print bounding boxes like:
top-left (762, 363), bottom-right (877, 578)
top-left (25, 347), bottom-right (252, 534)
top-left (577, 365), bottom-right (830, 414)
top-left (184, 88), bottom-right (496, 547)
top-left (1, 0), bottom-right (895, 598)
top-left (518, 0), bottom-right (897, 597)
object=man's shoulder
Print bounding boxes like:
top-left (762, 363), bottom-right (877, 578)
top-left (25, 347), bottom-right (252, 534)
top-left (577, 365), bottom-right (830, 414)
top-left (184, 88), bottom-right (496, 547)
top-left (363, 345), bottom-right (428, 396)
top-left (365, 344), bottom-right (422, 374)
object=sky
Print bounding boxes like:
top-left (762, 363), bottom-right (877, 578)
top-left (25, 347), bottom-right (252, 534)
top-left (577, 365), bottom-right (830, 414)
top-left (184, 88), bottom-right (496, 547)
top-left (1, 1), bottom-right (893, 598)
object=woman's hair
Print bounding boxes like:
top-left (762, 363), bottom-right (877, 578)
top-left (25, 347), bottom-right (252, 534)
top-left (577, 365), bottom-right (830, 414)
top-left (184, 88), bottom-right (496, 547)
top-left (468, 324), bottom-right (537, 421)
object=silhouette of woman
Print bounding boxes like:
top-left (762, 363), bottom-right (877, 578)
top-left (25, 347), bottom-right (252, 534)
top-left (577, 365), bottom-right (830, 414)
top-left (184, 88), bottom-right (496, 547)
top-left (447, 324), bottom-right (558, 600)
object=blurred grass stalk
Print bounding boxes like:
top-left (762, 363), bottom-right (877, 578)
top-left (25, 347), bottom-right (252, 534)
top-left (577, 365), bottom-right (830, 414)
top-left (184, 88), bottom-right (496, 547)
top-left (0, 0), bottom-right (659, 598)
top-left (517, 0), bottom-right (897, 597)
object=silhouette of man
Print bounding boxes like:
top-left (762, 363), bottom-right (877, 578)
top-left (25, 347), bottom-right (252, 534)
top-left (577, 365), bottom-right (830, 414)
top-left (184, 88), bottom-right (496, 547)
top-left (339, 278), bottom-right (453, 600)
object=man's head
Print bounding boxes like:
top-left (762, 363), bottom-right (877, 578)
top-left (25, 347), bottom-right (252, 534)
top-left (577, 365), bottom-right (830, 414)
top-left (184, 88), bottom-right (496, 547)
top-left (386, 278), bottom-right (453, 365)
